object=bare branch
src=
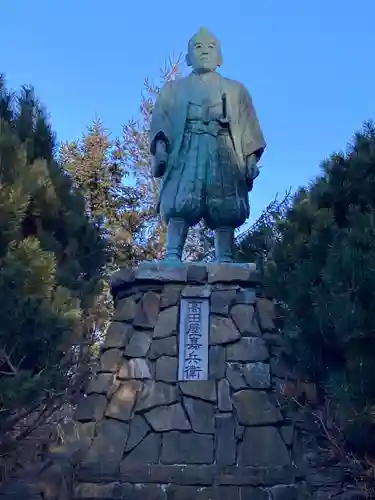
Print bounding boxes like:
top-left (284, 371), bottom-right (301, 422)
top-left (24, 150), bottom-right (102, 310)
top-left (0, 348), bottom-right (20, 375)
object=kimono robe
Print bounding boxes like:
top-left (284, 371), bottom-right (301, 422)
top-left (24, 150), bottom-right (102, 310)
top-left (150, 71), bottom-right (265, 230)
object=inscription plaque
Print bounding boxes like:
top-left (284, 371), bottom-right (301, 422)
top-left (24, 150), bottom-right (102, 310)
top-left (178, 298), bottom-right (209, 381)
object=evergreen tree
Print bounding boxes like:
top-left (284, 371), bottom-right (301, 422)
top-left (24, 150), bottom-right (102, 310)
top-left (0, 75), bottom-right (107, 441)
top-left (235, 192), bottom-right (292, 271)
top-left (60, 119), bottom-right (149, 267)
top-left (238, 122), bottom-right (375, 455)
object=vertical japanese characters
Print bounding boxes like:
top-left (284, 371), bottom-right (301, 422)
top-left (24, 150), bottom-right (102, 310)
top-left (178, 298), bottom-right (209, 380)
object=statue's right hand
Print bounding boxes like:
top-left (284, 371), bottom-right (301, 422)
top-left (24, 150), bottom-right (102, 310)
top-left (152, 140), bottom-right (168, 178)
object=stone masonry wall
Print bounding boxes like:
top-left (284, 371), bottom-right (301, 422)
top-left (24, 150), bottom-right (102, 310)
top-left (1, 262), bottom-right (365, 500)
top-left (72, 263), bottom-right (306, 500)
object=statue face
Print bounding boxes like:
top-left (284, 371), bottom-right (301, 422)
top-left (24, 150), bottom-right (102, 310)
top-left (187, 32), bottom-right (221, 72)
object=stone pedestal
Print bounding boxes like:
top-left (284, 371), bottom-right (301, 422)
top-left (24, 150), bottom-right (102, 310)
top-left (72, 262), bottom-right (301, 499)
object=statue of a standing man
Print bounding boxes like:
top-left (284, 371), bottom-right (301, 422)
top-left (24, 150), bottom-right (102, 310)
top-left (150, 28), bottom-right (266, 263)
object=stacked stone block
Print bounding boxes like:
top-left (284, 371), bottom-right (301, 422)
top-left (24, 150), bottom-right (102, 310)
top-left (72, 262), bottom-right (303, 499)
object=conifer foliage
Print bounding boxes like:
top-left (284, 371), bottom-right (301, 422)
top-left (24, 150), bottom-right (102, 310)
top-left (0, 75), bottom-right (107, 436)
top-left (238, 122), bottom-right (375, 455)
top-left (60, 120), bottom-right (150, 267)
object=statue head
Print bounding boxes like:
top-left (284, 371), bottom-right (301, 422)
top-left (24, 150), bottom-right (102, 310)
top-left (186, 27), bottom-right (223, 72)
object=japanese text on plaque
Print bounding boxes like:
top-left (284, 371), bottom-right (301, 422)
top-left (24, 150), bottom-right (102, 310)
top-left (184, 301), bottom-right (204, 380)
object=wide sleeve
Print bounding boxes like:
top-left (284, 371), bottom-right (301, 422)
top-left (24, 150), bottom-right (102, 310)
top-left (149, 82), bottom-right (174, 156)
top-left (238, 84), bottom-right (266, 162)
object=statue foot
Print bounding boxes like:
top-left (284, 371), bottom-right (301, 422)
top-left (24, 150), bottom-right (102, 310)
top-left (217, 257), bottom-right (234, 264)
top-left (214, 227), bottom-right (235, 264)
top-left (164, 218), bottom-right (189, 266)
top-left (163, 255), bottom-right (184, 267)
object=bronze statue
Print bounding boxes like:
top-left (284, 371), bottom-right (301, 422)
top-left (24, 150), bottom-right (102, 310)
top-left (150, 28), bottom-right (265, 263)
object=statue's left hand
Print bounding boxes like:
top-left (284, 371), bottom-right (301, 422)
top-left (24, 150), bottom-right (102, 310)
top-left (245, 154), bottom-right (260, 190)
top-left (152, 140), bottom-right (168, 178)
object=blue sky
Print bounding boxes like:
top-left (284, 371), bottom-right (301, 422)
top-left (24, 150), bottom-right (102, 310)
top-left (1, 0), bottom-right (375, 221)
